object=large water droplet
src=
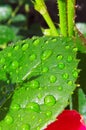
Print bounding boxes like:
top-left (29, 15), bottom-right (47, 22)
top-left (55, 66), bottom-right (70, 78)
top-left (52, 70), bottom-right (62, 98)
top-left (11, 61), bottom-right (19, 69)
top-left (41, 50), bottom-right (52, 60)
top-left (29, 54), bottom-right (36, 61)
top-left (58, 62), bottom-right (65, 69)
top-left (29, 80), bottom-right (39, 89)
top-left (26, 102), bottom-right (40, 112)
top-left (33, 39), bottom-right (39, 46)
top-left (22, 124), bottom-right (30, 130)
top-left (57, 54), bottom-right (63, 60)
top-left (62, 73), bottom-right (69, 80)
top-left (42, 67), bottom-right (49, 73)
top-left (44, 95), bottom-right (56, 106)
top-left (5, 115), bottom-right (13, 124)
top-left (45, 111), bottom-right (52, 117)
top-left (22, 43), bottom-right (29, 51)
top-left (67, 56), bottom-right (73, 62)
top-left (49, 75), bottom-right (57, 83)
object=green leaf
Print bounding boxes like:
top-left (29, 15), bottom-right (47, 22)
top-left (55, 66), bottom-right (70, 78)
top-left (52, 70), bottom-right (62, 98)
top-left (78, 88), bottom-right (86, 123)
top-left (0, 25), bottom-right (15, 45)
top-left (0, 5), bottom-right (12, 21)
top-left (0, 36), bottom-right (79, 129)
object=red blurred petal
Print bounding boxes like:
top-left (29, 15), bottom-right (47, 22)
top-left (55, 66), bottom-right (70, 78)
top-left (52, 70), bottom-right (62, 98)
top-left (45, 110), bottom-right (86, 130)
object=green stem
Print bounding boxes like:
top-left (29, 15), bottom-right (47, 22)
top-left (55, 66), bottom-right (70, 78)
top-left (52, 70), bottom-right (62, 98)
top-left (67, 0), bottom-right (76, 36)
top-left (57, 0), bottom-right (67, 36)
top-left (33, 0), bottom-right (58, 36)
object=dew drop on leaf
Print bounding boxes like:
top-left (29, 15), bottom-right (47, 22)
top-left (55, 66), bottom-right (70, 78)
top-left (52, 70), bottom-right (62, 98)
top-left (44, 95), bottom-right (56, 106)
top-left (41, 50), bottom-right (52, 60)
top-left (45, 111), bottom-right (52, 117)
top-left (5, 115), bottom-right (13, 124)
top-left (58, 62), bottom-right (65, 69)
top-left (22, 124), bottom-right (30, 130)
top-left (26, 102), bottom-right (40, 112)
top-left (33, 39), bottom-right (39, 46)
top-left (29, 80), bottom-right (40, 89)
top-left (22, 43), bottom-right (29, 51)
top-left (62, 73), bottom-right (69, 80)
top-left (11, 61), bottom-right (19, 69)
top-left (29, 54), bottom-right (36, 61)
top-left (57, 54), bottom-right (63, 60)
top-left (67, 55), bottom-right (73, 62)
top-left (49, 75), bottom-right (57, 83)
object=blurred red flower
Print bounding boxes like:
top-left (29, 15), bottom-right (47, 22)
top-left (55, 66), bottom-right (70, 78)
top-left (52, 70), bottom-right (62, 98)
top-left (45, 110), bottom-right (86, 130)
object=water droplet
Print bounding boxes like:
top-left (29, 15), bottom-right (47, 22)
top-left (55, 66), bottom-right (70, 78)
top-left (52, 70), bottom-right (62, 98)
top-left (11, 61), bottom-right (18, 69)
top-left (46, 111), bottom-right (52, 117)
top-left (22, 124), bottom-right (30, 130)
top-left (42, 67), bottom-right (49, 73)
top-left (65, 45), bottom-right (70, 49)
top-left (67, 80), bottom-right (73, 86)
top-left (14, 45), bottom-right (19, 50)
top-left (26, 102), bottom-right (40, 112)
top-left (41, 50), bottom-right (52, 60)
top-left (62, 73), bottom-right (69, 80)
top-left (58, 62), bottom-right (65, 69)
top-left (57, 54), bottom-right (63, 60)
top-left (49, 75), bottom-right (57, 83)
top-left (73, 47), bottom-right (78, 52)
top-left (5, 115), bottom-right (13, 124)
top-left (0, 58), bottom-right (5, 64)
top-left (7, 52), bottom-right (12, 57)
top-left (44, 95), bottom-right (56, 106)
top-left (29, 54), bottom-right (36, 61)
top-left (67, 56), bottom-right (73, 62)
top-left (72, 70), bottom-right (78, 78)
top-left (29, 80), bottom-right (39, 89)
top-left (57, 86), bottom-right (63, 91)
top-left (22, 43), bottom-right (29, 51)
top-left (33, 39), bottom-right (39, 46)
top-left (11, 104), bottom-right (20, 111)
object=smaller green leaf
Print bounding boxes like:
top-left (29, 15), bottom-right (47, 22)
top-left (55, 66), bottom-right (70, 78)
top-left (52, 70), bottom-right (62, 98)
top-left (0, 5), bottom-right (12, 21)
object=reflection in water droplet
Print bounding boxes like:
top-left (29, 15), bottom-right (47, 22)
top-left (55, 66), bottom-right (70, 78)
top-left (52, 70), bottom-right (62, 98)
top-left (26, 102), bottom-right (40, 112)
top-left (50, 75), bottom-right (57, 83)
top-left (57, 54), bottom-right (63, 60)
top-left (29, 54), bottom-right (36, 61)
top-left (62, 73), bottom-right (69, 80)
top-left (22, 43), bottom-right (29, 51)
top-left (67, 56), bottom-right (73, 62)
top-left (33, 39), bottom-right (39, 46)
top-left (42, 67), bottom-right (49, 73)
top-left (44, 95), bottom-right (56, 106)
top-left (58, 62), bottom-right (65, 69)
top-left (11, 61), bottom-right (19, 69)
top-left (46, 111), bottom-right (52, 117)
top-left (29, 80), bottom-right (39, 89)
top-left (22, 124), bottom-right (30, 130)
top-left (41, 50), bottom-right (52, 60)
top-left (5, 115), bottom-right (13, 124)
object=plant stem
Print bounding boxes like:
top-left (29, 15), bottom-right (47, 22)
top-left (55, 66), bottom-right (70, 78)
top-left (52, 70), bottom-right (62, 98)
top-left (33, 0), bottom-right (58, 36)
top-left (67, 0), bottom-right (76, 36)
top-left (57, 0), bottom-right (67, 36)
